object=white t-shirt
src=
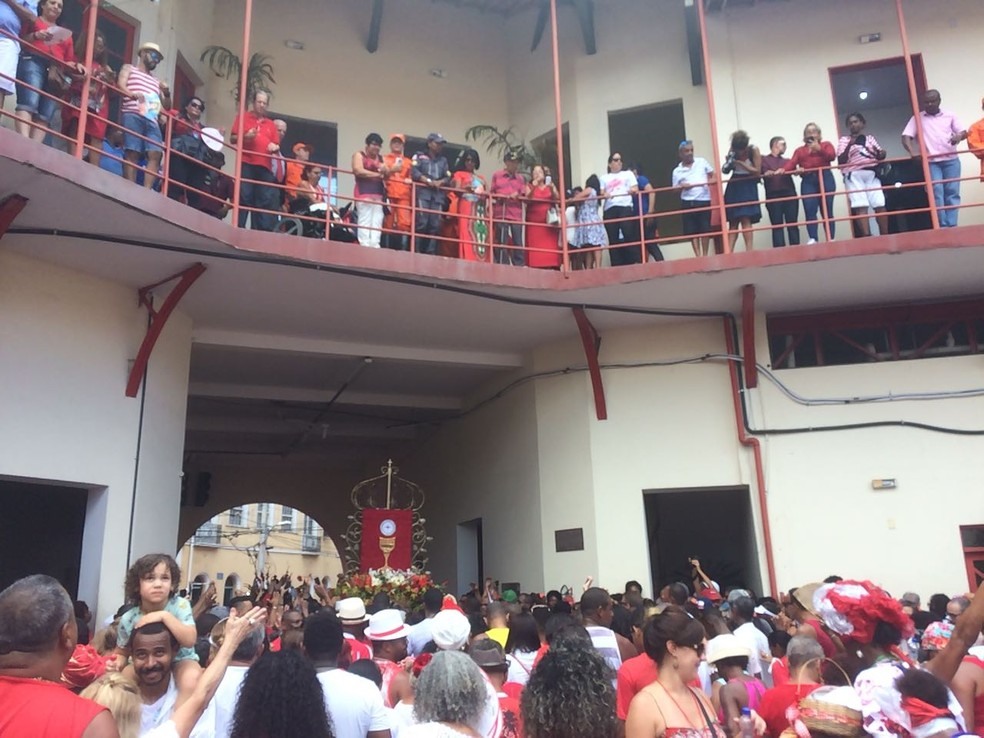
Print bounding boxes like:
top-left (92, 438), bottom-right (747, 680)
top-left (212, 664), bottom-right (250, 738)
top-left (139, 677), bottom-right (214, 738)
top-left (408, 617), bottom-right (434, 656)
top-left (672, 157), bottom-right (714, 202)
top-left (506, 649), bottom-right (537, 686)
top-left (600, 171), bottom-right (638, 209)
top-left (733, 622), bottom-right (770, 680)
top-left (317, 667), bottom-right (391, 738)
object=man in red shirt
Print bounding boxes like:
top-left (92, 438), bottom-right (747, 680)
top-left (757, 636), bottom-right (823, 738)
top-left (0, 574), bottom-right (118, 738)
top-left (230, 89), bottom-right (281, 231)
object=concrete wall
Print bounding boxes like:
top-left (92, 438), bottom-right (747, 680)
top-left (0, 251), bottom-right (191, 621)
top-left (404, 371), bottom-right (545, 596)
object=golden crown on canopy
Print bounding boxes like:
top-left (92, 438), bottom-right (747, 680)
top-left (343, 460), bottom-right (429, 575)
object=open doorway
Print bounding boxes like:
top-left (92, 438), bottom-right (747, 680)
top-left (608, 100), bottom-right (687, 238)
top-left (456, 518), bottom-right (483, 597)
top-left (829, 56), bottom-right (931, 234)
top-left (0, 479), bottom-right (88, 596)
top-left (643, 486), bottom-right (761, 597)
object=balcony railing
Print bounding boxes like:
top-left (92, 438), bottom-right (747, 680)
top-left (301, 533), bottom-right (322, 553)
top-left (1, 1), bottom-right (982, 279)
top-left (193, 523), bottom-right (222, 545)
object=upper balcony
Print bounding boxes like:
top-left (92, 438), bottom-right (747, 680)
top-left (2, 0), bottom-right (983, 315)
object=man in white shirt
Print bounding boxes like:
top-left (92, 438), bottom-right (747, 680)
top-left (305, 610), bottom-right (392, 738)
top-left (131, 622), bottom-right (213, 738)
top-left (672, 140), bottom-right (716, 257)
top-left (212, 620), bottom-right (265, 738)
top-left (729, 596), bottom-right (770, 683)
top-left (407, 588), bottom-right (443, 656)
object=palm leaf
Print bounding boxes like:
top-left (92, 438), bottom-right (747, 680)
top-left (200, 46), bottom-right (276, 102)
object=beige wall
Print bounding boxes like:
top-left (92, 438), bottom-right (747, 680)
top-left (0, 251), bottom-right (191, 622)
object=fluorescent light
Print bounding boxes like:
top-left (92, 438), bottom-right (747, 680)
top-left (859, 91), bottom-right (869, 101)
top-left (284, 39), bottom-right (305, 51)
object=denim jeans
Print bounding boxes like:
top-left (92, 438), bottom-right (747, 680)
top-left (800, 170), bottom-right (836, 241)
top-left (929, 158), bottom-right (961, 228)
top-left (15, 55), bottom-right (59, 123)
top-left (765, 192), bottom-right (800, 247)
top-left (238, 163), bottom-right (279, 231)
top-left (494, 221), bottom-right (525, 266)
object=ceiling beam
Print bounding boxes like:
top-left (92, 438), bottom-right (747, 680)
top-left (367, 0), bottom-right (385, 53)
top-left (572, 0), bottom-right (596, 55)
top-left (531, 1), bottom-right (549, 51)
top-left (186, 416), bottom-right (418, 440)
top-left (188, 382), bottom-right (462, 410)
top-left (191, 329), bottom-right (524, 369)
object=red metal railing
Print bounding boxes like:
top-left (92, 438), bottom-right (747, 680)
top-left (2, 2), bottom-right (983, 274)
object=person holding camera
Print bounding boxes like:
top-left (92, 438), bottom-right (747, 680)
top-left (784, 123), bottom-right (837, 243)
top-left (837, 112), bottom-right (889, 238)
top-left (722, 130), bottom-right (762, 252)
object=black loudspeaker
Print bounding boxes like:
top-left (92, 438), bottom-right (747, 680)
top-left (685, 2), bottom-right (704, 87)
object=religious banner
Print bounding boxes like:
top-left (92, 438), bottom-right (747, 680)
top-left (360, 507), bottom-right (413, 571)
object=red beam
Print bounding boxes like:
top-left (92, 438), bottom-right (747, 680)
top-left (126, 263), bottom-right (206, 397)
top-left (0, 194), bottom-right (29, 240)
top-left (741, 284), bottom-right (758, 389)
top-left (572, 307), bottom-right (607, 421)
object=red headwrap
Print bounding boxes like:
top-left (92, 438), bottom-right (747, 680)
top-left (441, 595), bottom-right (464, 613)
top-left (824, 580), bottom-right (914, 644)
top-left (900, 696), bottom-right (953, 728)
top-left (412, 652), bottom-right (433, 678)
top-left (61, 644), bottom-right (112, 690)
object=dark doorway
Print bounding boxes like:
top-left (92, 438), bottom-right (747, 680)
top-left (0, 480), bottom-right (88, 596)
top-left (608, 101), bottom-right (687, 239)
top-left (456, 518), bottom-right (483, 597)
top-left (829, 56), bottom-right (931, 234)
top-left (531, 123), bottom-right (572, 192)
top-left (644, 486), bottom-right (761, 597)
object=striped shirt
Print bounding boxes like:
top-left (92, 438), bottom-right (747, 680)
top-left (837, 134), bottom-right (884, 173)
top-left (121, 67), bottom-right (162, 120)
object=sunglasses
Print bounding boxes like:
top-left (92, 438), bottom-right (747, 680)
top-left (188, 101), bottom-right (204, 111)
top-left (680, 642), bottom-right (705, 656)
top-left (146, 51), bottom-right (162, 62)
top-left (611, 157), bottom-right (622, 162)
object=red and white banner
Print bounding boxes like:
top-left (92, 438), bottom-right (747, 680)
top-left (360, 508), bottom-right (413, 571)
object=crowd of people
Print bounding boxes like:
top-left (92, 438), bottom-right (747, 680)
top-left (2, 552), bottom-right (984, 738)
top-left (4, 0), bottom-right (984, 266)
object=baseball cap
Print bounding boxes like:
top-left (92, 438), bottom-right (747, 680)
top-left (503, 151), bottom-right (517, 162)
top-left (292, 142), bottom-right (313, 154)
top-left (427, 132), bottom-right (447, 144)
top-left (389, 133), bottom-right (406, 142)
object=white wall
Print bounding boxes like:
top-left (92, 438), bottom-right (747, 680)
top-left (0, 251), bottom-right (192, 620)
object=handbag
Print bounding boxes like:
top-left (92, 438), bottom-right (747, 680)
top-left (546, 206), bottom-right (560, 225)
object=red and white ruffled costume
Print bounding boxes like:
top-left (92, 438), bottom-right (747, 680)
top-left (811, 580), bottom-right (965, 738)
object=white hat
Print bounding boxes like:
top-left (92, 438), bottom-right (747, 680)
top-left (431, 609), bottom-right (471, 651)
top-left (705, 633), bottom-right (751, 664)
top-left (335, 597), bottom-right (369, 624)
top-left (364, 609), bottom-right (411, 641)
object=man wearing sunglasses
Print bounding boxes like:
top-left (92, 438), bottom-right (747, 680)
top-left (118, 41), bottom-right (171, 190)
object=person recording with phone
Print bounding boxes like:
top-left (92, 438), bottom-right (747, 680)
top-left (784, 123), bottom-right (836, 243)
top-left (837, 112), bottom-right (889, 238)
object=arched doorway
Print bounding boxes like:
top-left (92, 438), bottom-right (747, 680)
top-left (178, 503), bottom-right (343, 608)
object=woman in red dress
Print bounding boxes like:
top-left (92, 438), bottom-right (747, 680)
top-left (526, 164), bottom-right (561, 269)
top-left (452, 148), bottom-right (490, 261)
top-left (63, 29), bottom-right (114, 166)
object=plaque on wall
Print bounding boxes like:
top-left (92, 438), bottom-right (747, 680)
top-left (554, 527), bottom-right (584, 552)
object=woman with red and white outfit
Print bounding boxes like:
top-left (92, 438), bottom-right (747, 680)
top-left (837, 112), bottom-right (888, 238)
top-left (525, 164), bottom-right (561, 269)
top-left (353, 132), bottom-right (386, 248)
top-left (14, 0), bottom-right (83, 141)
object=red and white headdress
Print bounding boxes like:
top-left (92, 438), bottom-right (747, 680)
top-left (812, 580), bottom-right (914, 645)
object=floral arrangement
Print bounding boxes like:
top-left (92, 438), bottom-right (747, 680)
top-left (333, 568), bottom-right (437, 611)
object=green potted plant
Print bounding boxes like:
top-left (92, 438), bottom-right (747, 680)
top-left (200, 46), bottom-right (276, 102)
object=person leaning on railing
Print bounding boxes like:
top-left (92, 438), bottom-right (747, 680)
top-left (784, 122), bottom-right (836, 244)
top-left (229, 89), bottom-right (281, 232)
top-left (62, 28), bottom-right (115, 167)
top-left (411, 132), bottom-right (451, 256)
top-left (12, 0), bottom-right (83, 142)
top-left (382, 133), bottom-right (413, 251)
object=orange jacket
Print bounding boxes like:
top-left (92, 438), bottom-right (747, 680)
top-left (383, 153), bottom-right (413, 201)
top-left (968, 117), bottom-right (984, 179)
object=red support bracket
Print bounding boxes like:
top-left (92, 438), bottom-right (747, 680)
top-left (742, 284), bottom-right (758, 389)
top-left (126, 263), bottom-right (206, 397)
top-left (0, 194), bottom-right (29, 240)
top-left (572, 307), bottom-right (607, 421)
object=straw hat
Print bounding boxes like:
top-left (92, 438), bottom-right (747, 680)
top-left (137, 42), bottom-right (163, 57)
